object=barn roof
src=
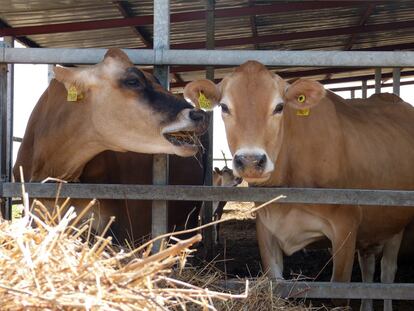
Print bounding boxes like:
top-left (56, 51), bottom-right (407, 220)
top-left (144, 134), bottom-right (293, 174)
top-left (1, 0), bottom-right (414, 90)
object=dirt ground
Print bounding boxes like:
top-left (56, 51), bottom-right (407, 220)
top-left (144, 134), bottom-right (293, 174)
top-left (201, 202), bottom-right (414, 310)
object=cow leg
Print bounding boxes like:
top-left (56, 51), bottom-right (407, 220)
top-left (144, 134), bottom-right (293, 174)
top-left (213, 201), bottom-right (226, 244)
top-left (381, 230), bottom-right (403, 311)
top-left (211, 201), bottom-right (219, 244)
top-left (331, 229), bottom-right (357, 282)
top-left (330, 226), bottom-right (357, 307)
top-left (358, 251), bottom-right (375, 311)
top-left (256, 215), bottom-right (284, 279)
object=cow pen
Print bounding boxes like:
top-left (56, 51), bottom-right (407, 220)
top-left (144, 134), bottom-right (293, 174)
top-left (1, 0), bottom-right (414, 307)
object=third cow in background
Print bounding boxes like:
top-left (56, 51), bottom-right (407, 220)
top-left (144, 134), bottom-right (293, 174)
top-left (212, 166), bottom-right (242, 244)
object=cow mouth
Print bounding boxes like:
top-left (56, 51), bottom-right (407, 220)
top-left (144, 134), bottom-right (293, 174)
top-left (163, 131), bottom-right (202, 147)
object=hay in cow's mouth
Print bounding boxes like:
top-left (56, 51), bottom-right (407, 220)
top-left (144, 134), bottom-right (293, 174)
top-left (163, 131), bottom-right (201, 147)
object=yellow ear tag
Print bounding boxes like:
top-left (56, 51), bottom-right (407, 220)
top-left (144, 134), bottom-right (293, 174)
top-left (198, 91), bottom-right (212, 110)
top-left (296, 94), bottom-right (310, 116)
top-left (67, 86), bottom-right (79, 102)
top-left (296, 108), bottom-right (310, 116)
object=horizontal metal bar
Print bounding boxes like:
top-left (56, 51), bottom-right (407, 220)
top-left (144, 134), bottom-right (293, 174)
top-left (1, 48), bottom-right (155, 65)
top-left (329, 80), bottom-right (414, 92)
top-left (223, 280), bottom-right (414, 300)
top-left (2, 48), bottom-right (414, 67)
top-left (162, 50), bottom-right (414, 67)
top-left (12, 136), bottom-right (22, 143)
top-left (4, 183), bottom-right (414, 206)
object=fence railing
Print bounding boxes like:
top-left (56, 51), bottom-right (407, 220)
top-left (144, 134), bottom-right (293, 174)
top-left (2, 47), bottom-right (414, 67)
top-left (4, 183), bottom-right (414, 206)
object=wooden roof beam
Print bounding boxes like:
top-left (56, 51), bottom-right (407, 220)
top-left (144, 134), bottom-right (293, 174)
top-left (113, 0), bottom-right (183, 83)
top-left (113, 0), bottom-right (153, 48)
top-left (345, 3), bottom-right (377, 50)
top-left (171, 19), bottom-right (414, 49)
top-left (248, 0), bottom-right (259, 50)
top-left (322, 3), bottom-right (376, 80)
top-left (0, 1), bottom-right (388, 36)
top-left (0, 19), bottom-right (40, 47)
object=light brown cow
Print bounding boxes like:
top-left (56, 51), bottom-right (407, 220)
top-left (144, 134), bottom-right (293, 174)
top-left (14, 48), bottom-right (209, 241)
top-left (184, 61), bottom-right (414, 311)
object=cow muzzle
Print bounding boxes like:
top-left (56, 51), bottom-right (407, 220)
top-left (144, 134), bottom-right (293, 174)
top-left (161, 108), bottom-right (209, 156)
top-left (233, 149), bottom-right (274, 183)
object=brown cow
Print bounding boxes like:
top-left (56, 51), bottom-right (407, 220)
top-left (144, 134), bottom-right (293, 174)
top-left (14, 48), bottom-right (209, 243)
top-left (211, 166), bottom-right (242, 243)
top-left (184, 61), bottom-right (414, 311)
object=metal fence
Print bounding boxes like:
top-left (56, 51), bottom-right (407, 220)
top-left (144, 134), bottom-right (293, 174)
top-left (1, 0), bottom-right (414, 303)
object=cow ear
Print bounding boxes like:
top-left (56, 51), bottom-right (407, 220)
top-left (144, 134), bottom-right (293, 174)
top-left (183, 79), bottom-right (221, 110)
top-left (53, 66), bottom-right (90, 93)
top-left (214, 167), bottom-right (222, 175)
top-left (103, 48), bottom-right (132, 66)
top-left (284, 79), bottom-right (326, 109)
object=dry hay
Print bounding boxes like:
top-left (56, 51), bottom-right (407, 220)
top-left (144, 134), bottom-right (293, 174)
top-left (174, 261), bottom-right (349, 311)
top-left (1, 177), bottom-right (343, 310)
top-left (222, 202), bottom-right (255, 220)
top-left (0, 184), bottom-right (248, 310)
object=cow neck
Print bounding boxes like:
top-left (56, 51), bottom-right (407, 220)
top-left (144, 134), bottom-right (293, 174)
top-left (266, 96), bottom-right (345, 188)
top-left (33, 127), bottom-right (104, 183)
top-left (29, 88), bottom-right (106, 182)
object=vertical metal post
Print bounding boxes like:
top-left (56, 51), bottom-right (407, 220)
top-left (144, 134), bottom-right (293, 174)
top-left (202, 0), bottom-right (215, 258)
top-left (361, 80), bottom-right (367, 99)
top-left (350, 89), bottom-right (355, 99)
top-left (0, 38), bottom-right (14, 220)
top-left (375, 68), bottom-right (382, 94)
top-left (152, 0), bottom-right (170, 250)
top-left (393, 68), bottom-right (401, 96)
top-left (47, 64), bottom-right (55, 83)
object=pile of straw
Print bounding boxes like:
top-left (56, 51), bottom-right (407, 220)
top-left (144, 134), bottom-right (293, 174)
top-left (0, 184), bottom-right (247, 310)
top-left (175, 264), bottom-right (330, 311)
top-left (1, 177), bottom-right (335, 310)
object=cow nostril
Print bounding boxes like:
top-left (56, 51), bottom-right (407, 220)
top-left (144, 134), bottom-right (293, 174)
top-left (234, 155), bottom-right (244, 169)
top-left (189, 110), bottom-right (206, 122)
top-left (257, 154), bottom-right (267, 168)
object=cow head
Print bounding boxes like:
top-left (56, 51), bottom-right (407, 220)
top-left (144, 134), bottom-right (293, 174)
top-left (213, 166), bottom-right (242, 187)
top-left (53, 48), bottom-right (208, 157)
top-left (184, 61), bottom-right (325, 183)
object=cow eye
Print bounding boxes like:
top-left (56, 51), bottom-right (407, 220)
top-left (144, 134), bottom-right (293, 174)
top-left (220, 103), bottom-right (230, 114)
top-left (273, 103), bottom-right (284, 114)
top-left (125, 78), bottom-right (140, 87)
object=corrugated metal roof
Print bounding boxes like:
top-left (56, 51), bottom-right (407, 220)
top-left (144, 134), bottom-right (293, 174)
top-left (1, 0), bottom-right (414, 88)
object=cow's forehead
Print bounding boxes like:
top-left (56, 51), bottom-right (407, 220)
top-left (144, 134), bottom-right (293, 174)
top-left (97, 57), bottom-right (130, 79)
top-left (92, 49), bottom-right (134, 78)
top-left (223, 61), bottom-right (285, 107)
